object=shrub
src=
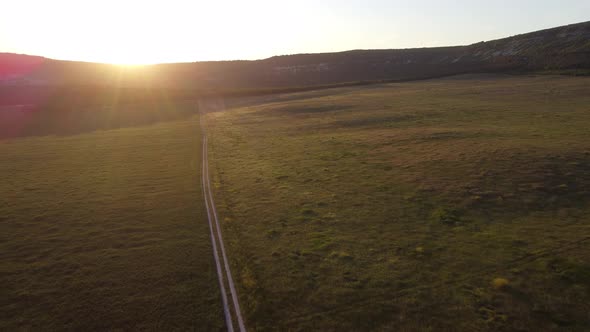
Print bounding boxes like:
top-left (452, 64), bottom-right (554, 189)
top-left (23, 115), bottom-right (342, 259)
top-left (491, 277), bottom-right (510, 290)
top-left (432, 207), bottom-right (461, 225)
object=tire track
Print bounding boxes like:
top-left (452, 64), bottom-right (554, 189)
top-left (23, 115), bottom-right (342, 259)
top-left (201, 112), bottom-right (246, 332)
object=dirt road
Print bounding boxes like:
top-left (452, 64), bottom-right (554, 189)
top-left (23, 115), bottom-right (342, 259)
top-left (200, 111), bottom-right (246, 332)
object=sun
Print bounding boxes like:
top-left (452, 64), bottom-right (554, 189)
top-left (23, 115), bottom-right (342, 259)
top-left (97, 50), bottom-right (156, 66)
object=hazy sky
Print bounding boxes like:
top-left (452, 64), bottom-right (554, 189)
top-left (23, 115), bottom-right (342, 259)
top-left (1, 0), bottom-right (589, 64)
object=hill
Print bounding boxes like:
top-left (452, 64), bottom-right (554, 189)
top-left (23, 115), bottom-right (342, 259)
top-left (1, 21), bottom-right (589, 92)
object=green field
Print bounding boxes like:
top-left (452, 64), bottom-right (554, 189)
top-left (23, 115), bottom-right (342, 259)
top-left (2, 74), bottom-right (590, 331)
top-left (1, 113), bottom-right (224, 330)
top-left (205, 75), bottom-right (590, 331)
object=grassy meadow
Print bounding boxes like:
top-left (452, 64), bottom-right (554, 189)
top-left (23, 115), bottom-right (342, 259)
top-left (205, 75), bottom-right (590, 331)
top-left (1, 110), bottom-right (224, 330)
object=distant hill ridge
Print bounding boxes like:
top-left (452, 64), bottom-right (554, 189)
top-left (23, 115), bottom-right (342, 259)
top-left (1, 21), bottom-right (589, 90)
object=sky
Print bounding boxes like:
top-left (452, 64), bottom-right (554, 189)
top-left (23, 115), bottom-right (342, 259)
top-left (1, 0), bottom-right (589, 64)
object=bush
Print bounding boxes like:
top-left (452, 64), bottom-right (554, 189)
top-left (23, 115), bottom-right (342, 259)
top-left (491, 277), bottom-right (510, 290)
top-left (432, 207), bottom-right (461, 225)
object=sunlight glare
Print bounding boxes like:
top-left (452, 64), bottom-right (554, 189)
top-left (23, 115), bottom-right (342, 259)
top-left (3, 0), bottom-right (298, 65)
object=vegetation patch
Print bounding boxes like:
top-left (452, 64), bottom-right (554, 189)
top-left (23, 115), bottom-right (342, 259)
top-left (431, 207), bottom-right (462, 225)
